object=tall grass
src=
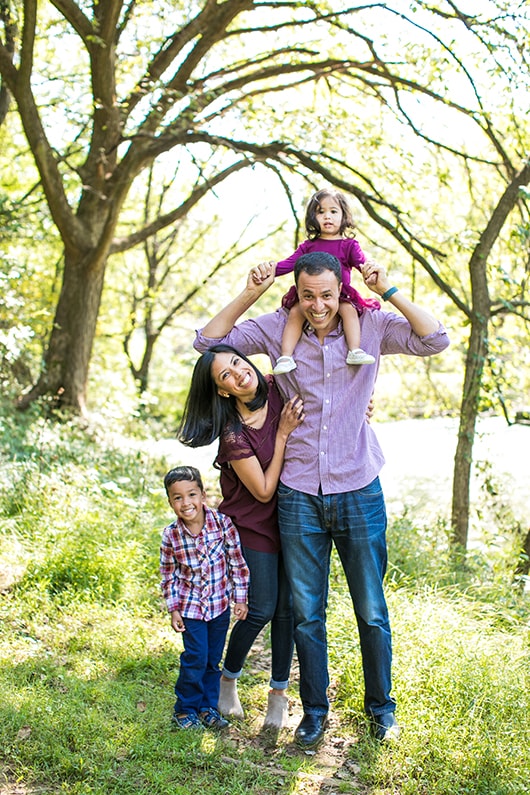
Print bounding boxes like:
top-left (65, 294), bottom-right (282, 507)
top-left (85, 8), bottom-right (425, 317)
top-left (1, 404), bottom-right (529, 794)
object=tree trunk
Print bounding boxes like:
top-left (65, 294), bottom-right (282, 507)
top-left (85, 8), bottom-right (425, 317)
top-left (449, 160), bottom-right (530, 552)
top-left (515, 527), bottom-right (530, 578)
top-left (450, 313), bottom-right (489, 551)
top-left (17, 251), bottom-right (106, 415)
top-left (129, 333), bottom-right (158, 396)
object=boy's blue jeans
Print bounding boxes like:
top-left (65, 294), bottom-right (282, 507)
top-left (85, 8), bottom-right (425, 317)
top-left (174, 608), bottom-right (230, 715)
top-left (277, 477), bottom-right (396, 718)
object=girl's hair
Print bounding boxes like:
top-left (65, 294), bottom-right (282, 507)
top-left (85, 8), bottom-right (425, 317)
top-left (178, 344), bottom-right (269, 447)
top-left (305, 188), bottom-right (355, 240)
top-left (164, 465), bottom-right (204, 496)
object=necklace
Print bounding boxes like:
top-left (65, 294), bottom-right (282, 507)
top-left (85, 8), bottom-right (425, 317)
top-left (238, 402), bottom-right (268, 428)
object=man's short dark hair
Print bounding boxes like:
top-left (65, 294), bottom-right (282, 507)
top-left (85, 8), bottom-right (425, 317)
top-left (294, 252), bottom-right (342, 286)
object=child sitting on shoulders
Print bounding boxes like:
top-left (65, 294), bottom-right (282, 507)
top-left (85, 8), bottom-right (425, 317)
top-left (253, 188), bottom-right (380, 375)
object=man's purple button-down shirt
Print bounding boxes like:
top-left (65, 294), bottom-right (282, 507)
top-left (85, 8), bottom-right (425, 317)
top-left (195, 308), bottom-right (450, 496)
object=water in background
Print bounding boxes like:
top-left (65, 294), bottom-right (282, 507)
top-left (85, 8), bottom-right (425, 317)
top-left (148, 416), bottom-right (529, 537)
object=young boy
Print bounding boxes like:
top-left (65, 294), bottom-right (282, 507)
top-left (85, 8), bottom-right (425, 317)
top-left (160, 465), bottom-right (249, 730)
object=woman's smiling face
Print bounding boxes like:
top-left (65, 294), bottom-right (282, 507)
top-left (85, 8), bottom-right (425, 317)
top-left (211, 351), bottom-right (259, 400)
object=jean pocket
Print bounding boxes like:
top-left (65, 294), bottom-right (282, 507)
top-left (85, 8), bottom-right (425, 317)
top-left (277, 481), bottom-right (297, 499)
top-left (359, 476), bottom-right (383, 499)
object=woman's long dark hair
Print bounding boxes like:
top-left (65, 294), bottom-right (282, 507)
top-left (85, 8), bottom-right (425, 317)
top-left (178, 344), bottom-right (269, 447)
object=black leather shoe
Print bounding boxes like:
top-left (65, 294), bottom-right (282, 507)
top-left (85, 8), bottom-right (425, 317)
top-left (371, 711), bottom-right (401, 741)
top-left (294, 713), bottom-right (329, 749)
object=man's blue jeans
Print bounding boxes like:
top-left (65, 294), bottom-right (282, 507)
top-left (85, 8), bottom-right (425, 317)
top-left (222, 546), bottom-right (294, 689)
top-left (277, 477), bottom-right (395, 718)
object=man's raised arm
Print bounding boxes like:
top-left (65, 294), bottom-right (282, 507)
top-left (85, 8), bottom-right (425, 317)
top-left (362, 261), bottom-right (442, 338)
top-left (200, 262), bottom-right (275, 339)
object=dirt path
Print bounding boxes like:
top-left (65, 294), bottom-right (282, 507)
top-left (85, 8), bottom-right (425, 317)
top-left (221, 712), bottom-right (368, 795)
top-left (212, 632), bottom-right (371, 795)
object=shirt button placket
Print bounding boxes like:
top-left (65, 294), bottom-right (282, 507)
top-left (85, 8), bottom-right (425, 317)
top-left (319, 347), bottom-right (333, 492)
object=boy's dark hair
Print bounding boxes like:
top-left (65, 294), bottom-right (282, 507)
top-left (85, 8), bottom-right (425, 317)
top-left (305, 188), bottom-right (355, 240)
top-left (164, 465), bottom-right (204, 497)
top-left (178, 344), bottom-right (269, 447)
top-left (294, 251), bottom-right (342, 286)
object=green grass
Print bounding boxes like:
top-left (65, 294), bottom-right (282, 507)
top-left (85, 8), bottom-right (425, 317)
top-left (1, 404), bottom-right (529, 794)
top-left (331, 585), bottom-right (530, 794)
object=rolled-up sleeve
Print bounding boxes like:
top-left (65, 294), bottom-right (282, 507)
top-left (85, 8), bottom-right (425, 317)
top-left (194, 311), bottom-right (287, 360)
top-left (377, 313), bottom-right (450, 357)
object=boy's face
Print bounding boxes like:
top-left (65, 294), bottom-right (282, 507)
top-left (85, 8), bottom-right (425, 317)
top-left (167, 479), bottom-right (205, 526)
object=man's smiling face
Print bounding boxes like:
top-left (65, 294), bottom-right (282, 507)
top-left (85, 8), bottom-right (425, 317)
top-left (296, 269), bottom-right (342, 342)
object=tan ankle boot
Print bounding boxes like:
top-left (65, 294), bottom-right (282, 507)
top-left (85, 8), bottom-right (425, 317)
top-left (263, 692), bottom-right (289, 728)
top-left (218, 678), bottom-right (244, 719)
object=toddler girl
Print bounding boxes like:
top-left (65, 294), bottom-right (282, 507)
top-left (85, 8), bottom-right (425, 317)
top-left (260, 188), bottom-right (380, 374)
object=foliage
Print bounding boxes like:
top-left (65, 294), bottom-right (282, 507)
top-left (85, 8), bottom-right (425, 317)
top-left (2, 0), bottom-right (530, 553)
top-left (0, 145), bottom-right (60, 395)
top-left (332, 583), bottom-right (529, 795)
top-left (1, 406), bottom-right (529, 794)
top-left (0, 0), bottom-right (528, 413)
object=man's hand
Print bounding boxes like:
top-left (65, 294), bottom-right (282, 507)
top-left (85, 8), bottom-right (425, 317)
top-left (362, 260), bottom-right (391, 296)
top-left (249, 261), bottom-right (276, 288)
top-left (199, 262), bottom-right (275, 339)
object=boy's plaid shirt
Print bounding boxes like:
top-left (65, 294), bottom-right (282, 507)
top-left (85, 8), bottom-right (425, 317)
top-left (160, 505), bottom-right (249, 620)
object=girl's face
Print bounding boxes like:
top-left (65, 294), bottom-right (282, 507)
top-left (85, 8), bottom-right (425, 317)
top-left (315, 195), bottom-right (343, 238)
top-left (211, 351), bottom-right (259, 401)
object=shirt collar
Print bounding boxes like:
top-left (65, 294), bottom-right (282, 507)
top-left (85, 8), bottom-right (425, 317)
top-left (303, 318), bottom-right (343, 339)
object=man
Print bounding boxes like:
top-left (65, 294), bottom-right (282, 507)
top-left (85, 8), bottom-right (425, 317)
top-left (194, 252), bottom-right (449, 747)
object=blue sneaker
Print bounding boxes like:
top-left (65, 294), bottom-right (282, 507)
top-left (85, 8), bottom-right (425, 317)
top-left (171, 712), bottom-right (203, 730)
top-left (199, 707), bottom-right (229, 730)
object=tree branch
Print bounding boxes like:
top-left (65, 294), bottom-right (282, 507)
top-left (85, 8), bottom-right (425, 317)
top-left (110, 159), bottom-right (250, 253)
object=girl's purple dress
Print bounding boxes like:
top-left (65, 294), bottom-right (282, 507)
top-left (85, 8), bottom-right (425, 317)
top-left (275, 237), bottom-right (380, 313)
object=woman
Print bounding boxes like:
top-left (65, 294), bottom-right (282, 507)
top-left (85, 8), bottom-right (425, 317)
top-left (178, 344), bottom-right (304, 728)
